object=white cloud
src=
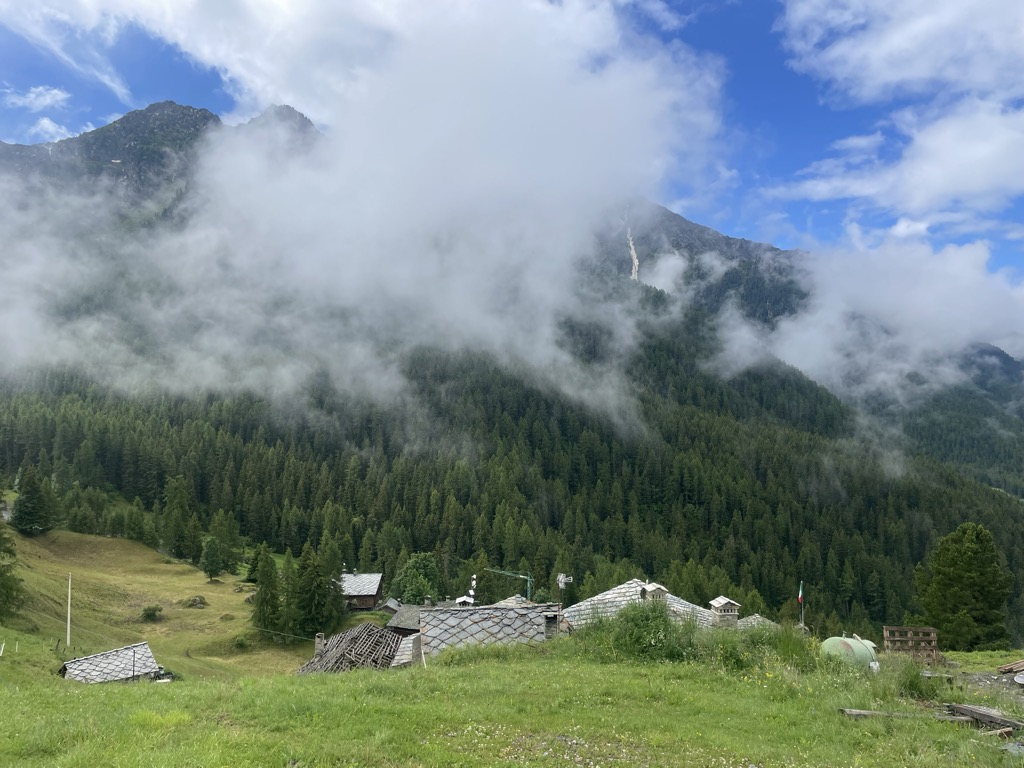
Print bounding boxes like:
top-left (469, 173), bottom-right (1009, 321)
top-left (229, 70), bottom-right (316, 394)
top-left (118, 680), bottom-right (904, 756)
top-left (774, 1), bottom-right (1024, 241)
top-left (778, 99), bottom-right (1024, 217)
top-left (830, 131), bottom-right (883, 154)
top-left (3, 84), bottom-right (70, 111)
top-left (0, 1), bottom-right (724, 411)
top-left (766, 238), bottom-right (1024, 401)
top-left (777, 0), bottom-right (1024, 103)
top-left (27, 115), bottom-right (73, 141)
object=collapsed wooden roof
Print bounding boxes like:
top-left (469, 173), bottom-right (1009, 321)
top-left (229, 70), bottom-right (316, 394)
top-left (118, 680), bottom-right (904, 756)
top-left (297, 622), bottom-right (402, 674)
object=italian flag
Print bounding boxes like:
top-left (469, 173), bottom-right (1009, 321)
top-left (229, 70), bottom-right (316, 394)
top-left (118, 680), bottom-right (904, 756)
top-left (798, 581), bottom-right (803, 605)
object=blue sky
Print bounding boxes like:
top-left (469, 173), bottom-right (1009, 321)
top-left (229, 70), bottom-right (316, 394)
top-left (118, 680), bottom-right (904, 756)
top-left (1, 0), bottom-right (1023, 276)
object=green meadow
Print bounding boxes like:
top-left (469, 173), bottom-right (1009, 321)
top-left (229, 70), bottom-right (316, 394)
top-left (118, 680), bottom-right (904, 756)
top-left (2, 531), bottom-right (1024, 767)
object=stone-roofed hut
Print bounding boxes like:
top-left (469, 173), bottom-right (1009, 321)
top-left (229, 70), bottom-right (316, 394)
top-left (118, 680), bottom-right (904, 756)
top-left (380, 597), bottom-right (402, 616)
top-left (737, 613), bottom-right (778, 630)
top-left (563, 579), bottom-right (713, 630)
top-left (420, 603), bottom-right (561, 657)
top-left (386, 603), bottom-right (422, 638)
top-left (59, 642), bottom-right (160, 684)
top-left (340, 572), bottom-right (384, 610)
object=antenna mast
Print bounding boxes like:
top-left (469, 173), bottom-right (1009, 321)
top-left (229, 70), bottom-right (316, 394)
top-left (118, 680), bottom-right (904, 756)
top-left (484, 568), bottom-right (534, 601)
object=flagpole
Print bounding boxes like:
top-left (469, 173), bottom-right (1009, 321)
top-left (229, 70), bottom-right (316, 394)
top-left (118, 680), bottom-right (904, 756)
top-left (798, 580), bottom-right (804, 629)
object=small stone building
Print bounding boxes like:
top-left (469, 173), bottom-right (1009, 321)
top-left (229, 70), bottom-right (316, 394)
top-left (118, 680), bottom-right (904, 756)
top-left (59, 642), bottom-right (161, 684)
top-left (563, 579), bottom-right (713, 630)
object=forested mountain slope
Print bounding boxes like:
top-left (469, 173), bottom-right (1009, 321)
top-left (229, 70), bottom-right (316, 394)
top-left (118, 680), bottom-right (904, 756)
top-left (2, 102), bottom-right (1024, 644)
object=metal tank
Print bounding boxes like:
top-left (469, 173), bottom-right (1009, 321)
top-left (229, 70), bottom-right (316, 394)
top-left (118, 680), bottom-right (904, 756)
top-left (820, 634), bottom-right (879, 670)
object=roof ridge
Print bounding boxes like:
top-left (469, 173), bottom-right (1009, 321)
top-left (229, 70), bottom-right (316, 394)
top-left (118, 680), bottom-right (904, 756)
top-left (64, 641), bottom-right (151, 664)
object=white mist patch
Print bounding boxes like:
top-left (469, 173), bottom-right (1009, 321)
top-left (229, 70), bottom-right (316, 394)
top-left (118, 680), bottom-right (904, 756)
top-left (720, 237), bottom-right (1024, 405)
top-left (0, 2), bottom-right (725, 409)
top-left (641, 251), bottom-right (687, 293)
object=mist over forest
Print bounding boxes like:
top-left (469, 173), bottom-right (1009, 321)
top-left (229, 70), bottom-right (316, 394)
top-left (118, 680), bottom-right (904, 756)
top-left (2, 0), bottom-right (1024, 650)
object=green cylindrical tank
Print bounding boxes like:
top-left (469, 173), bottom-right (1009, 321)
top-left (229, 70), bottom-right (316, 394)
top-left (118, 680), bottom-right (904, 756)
top-left (820, 634), bottom-right (879, 668)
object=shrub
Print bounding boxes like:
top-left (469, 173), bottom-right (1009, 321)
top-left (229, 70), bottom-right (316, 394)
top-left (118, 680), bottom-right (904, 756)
top-left (141, 605), bottom-right (163, 622)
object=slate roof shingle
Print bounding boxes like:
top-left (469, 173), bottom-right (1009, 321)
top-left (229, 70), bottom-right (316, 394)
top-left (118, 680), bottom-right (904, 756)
top-left (563, 579), bottom-right (713, 629)
top-left (737, 613), bottom-right (779, 630)
top-left (340, 573), bottom-right (383, 597)
top-left (59, 642), bottom-right (160, 684)
top-left (390, 633), bottom-right (422, 668)
top-left (420, 603), bottom-right (561, 656)
top-left (387, 603), bottom-right (421, 632)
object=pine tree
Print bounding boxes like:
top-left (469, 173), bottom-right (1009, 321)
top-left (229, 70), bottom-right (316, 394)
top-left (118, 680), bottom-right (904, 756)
top-left (252, 544), bottom-right (280, 631)
top-left (183, 513), bottom-right (204, 566)
top-left (11, 464), bottom-right (56, 536)
top-left (277, 549), bottom-right (303, 640)
top-left (209, 509), bottom-right (242, 574)
top-left (917, 522), bottom-right (1013, 651)
top-left (199, 538), bottom-right (224, 581)
top-left (296, 542), bottom-right (329, 636)
top-left (0, 521), bottom-right (24, 621)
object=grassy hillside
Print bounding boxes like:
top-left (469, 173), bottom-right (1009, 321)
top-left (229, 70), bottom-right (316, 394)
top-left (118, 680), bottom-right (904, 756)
top-left (2, 633), bottom-right (1022, 767)
top-left (4, 529), bottom-right (309, 680)
top-left (2, 533), bottom-right (1023, 766)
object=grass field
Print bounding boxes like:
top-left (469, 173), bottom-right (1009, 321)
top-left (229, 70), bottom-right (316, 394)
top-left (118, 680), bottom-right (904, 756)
top-left (4, 529), bottom-right (309, 679)
top-left (3, 530), bottom-right (1024, 767)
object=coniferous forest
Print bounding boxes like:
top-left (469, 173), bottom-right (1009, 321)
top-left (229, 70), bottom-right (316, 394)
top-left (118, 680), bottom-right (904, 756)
top-left (3, 102), bottom-right (1024, 649)
top-left (4, 302), bottom-right (1024, 645)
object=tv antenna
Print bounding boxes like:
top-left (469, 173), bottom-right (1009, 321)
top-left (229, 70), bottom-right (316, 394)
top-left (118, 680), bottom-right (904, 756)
top-left (485, 568), bottom-right (533, 601)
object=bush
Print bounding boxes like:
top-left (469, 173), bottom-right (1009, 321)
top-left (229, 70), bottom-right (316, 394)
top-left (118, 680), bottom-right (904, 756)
top-left (870, 655), bottom-right (941, 701)
top-left (141, 605), bottom-right (163, 622)
top-left (570, 603), bottom-right (816, 672)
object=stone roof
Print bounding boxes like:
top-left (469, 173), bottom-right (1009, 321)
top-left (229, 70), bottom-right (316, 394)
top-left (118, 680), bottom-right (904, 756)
top-left (387, 603), bottom-right (422, 632)
top-left (563, 579), bottom-right (713, 629)
top-left (298, 622), bottom-right (401, 673)
top-left (380, 598), bottom-right (402, 615)
top-left (737, 613), bottom-right (778, 630)
top-left (493, 595), bottom-right (534, 608)
top-left (710, 595), bottom-right (741, 609)
top-left (420, 603), bottom-right (561, 656)
top-left (60, 642), bottom-right (160, 684)
top-left (391, 633), bottom-right (422, 668)
top-left (340, 572), bottom-right (383, 597)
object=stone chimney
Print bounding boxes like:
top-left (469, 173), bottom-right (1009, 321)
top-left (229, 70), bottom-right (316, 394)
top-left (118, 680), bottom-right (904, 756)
top-left (640, 582), bottom-right (668, 601)
top-left (709, 596), bottom-right (740, 629)
top-left (314, 632), bottom-right (325, 656)
top-left (423, 595), bottom-right (433, 607)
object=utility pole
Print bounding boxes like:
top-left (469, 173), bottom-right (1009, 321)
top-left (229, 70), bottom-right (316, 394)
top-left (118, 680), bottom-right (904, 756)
top-left (66, 573), bottom-right (71, 648)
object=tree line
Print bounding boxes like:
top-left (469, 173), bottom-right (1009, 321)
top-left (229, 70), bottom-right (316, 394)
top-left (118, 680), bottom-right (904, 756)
top-left (2, 320), bottom-right (1023, 645)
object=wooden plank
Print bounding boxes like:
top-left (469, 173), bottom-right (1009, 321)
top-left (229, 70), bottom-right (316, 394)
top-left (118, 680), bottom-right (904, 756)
top-left (841, 709), bottom-right (973, 724)
top-left (840, 709), bottom-right (914, 719)
top-left (947, 704), bottom-right (1024, 730)
top-left (997, 659), bottom-right (1024, 674)
top-left (981, 727), bottom-right (1015, 738)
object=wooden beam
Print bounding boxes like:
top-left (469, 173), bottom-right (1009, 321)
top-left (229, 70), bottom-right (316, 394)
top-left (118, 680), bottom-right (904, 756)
top-left (947, 704), bottom-right (1024, 730)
